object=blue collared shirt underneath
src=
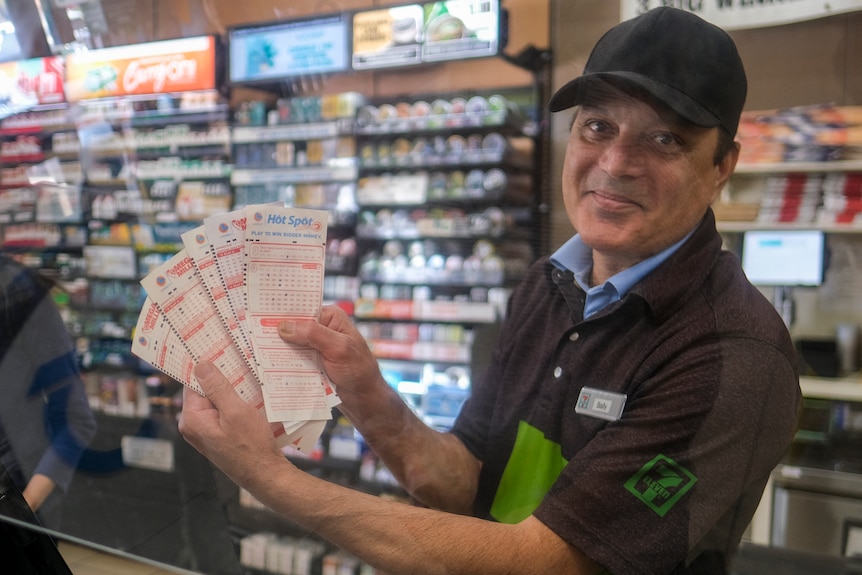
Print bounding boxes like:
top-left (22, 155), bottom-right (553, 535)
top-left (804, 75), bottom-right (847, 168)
top-left (550, 230), bottom-right (694, 318)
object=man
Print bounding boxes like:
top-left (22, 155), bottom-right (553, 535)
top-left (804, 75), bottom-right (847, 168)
top-left (179, 7), bottom-right (800, 574)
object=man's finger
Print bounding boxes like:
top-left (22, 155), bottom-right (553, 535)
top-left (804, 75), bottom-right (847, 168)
top-left (193, 362), bottom-right (246, 417)
top-left (182, 382), bottom-right (212, 410)
top-left (278, 317), bottom-right (323, 347)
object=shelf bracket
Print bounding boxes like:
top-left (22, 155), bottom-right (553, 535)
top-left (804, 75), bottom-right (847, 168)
top-left (500, 45), bottom-right (552, 74)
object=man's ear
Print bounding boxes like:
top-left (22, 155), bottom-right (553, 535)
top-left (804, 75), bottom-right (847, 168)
top-left (713, 140), bottom-right (741, 202)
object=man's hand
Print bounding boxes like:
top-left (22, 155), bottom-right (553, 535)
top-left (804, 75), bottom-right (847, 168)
top-left (278, 305), bottom-right (385, 403)
top-left (178, 362), bottom-right (286, 487)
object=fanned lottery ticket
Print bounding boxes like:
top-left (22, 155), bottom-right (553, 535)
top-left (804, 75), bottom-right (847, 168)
top-left (131, 296), bottom-right (202, 395)
top-left (138, 249), bottom-right (293, 449)
top-left (244, 205), bottom-right (341, 424)
top-left (203, 209), bottom-right (258, 379)
top-left (181, 226), bottom-right (255, 370)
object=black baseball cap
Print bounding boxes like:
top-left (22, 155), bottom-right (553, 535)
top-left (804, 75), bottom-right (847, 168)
top-left (549, 7), bottom-right (747, 137)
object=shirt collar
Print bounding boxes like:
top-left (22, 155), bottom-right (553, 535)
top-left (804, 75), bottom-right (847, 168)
top-left (550, 229), bottom-right (695, 316)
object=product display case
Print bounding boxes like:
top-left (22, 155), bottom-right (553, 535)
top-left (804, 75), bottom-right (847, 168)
top-left (351, 86), bottom-right (542, 429)
top-left (229, 92), bottom-right (366, 303)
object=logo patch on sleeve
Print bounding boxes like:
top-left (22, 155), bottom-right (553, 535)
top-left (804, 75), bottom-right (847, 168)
top-left (624, 454), bottom-right (697, 517)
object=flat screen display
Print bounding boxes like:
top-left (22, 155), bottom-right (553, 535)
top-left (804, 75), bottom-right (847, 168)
top-left (352, 0), bottom-right (500, 70)
top-left (229, 14), bottom-right (350, 84)
top-left (741, 230), bottom-right (826, 287)
top-left (352, 4), bottom-right (424, 70)
top-left (421, 0), bottom-right (501, 63)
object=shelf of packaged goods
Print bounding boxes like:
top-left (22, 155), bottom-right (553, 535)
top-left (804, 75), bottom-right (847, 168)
top-left (368, 339), bottom-right (471, 363)
top-left (232, 119), bottom-right (354, 144)
top-left (357, 150), bottom-right (531, 172)
top-left (734, 160), bottom-right (862, 175)
top-left (359, 273), bottom-right (505, 289)
top-left (355, 110), bottom-right (527, 137)
top-left (0, 153), bottom-right (46, 164)
top-left (717, 160), bottom-right (862, 232)
top-left (799, 375), bottom-right (862, 402)
top-left (77, 106), bottom-right (230, 129)
top-left (0, 124), bottom-right (76, 137)
top-left (231, 163), bottom-right (358, 186)
top-left (715, 221), bottom-right (862, 234)
top-left (87, 143), bottom-right (231, 160)
top-left (354, 298), bottom-right (497, 324)
top-left (133, 161), bottom-right (232, 181)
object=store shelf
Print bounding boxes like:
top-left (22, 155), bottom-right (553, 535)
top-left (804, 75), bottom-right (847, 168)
top-left (735, 160), bottom-right (862, 175)
top-left (77, 105), bottom-right (230, 128)
top-left (232, 120), bottom-right (353, 144)
top-left (718, 158), bottom-right (862, 233)
top-left (368, 339), bottom-right (471, 363)
top-left (716, 221), bottom-right (862, 233)
top-left (354, 298), bottom-right (498, 323)
top-left (231, 163), bottom-right (358, 185)
top-left (800, 375), bottom-right (862, 402)
top-left (355, 109), bottom-right (526, 136)
top-left (0, 123), bottom-right (76, 136)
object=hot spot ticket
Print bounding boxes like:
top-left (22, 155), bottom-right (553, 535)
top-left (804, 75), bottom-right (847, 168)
top-left (244, 205), bottom-right (340, 422)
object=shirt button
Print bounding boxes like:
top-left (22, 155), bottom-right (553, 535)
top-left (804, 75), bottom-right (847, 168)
top-left (554, 366), bottom-right (563, 378)
top-left (569, 332), bottom-right (580, 342)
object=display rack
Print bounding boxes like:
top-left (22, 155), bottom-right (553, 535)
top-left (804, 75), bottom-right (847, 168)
top-left (347, 86), bottom-right (542, 429)
top-left (228, 93), bottom-right (365, 301)
top-left (717, 161), bottom-right (862, 234)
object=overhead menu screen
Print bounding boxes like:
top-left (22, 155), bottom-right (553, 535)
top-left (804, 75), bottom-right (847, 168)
top-left (352, 0), bottom-right (500, 70)
top-left (352, 4), bottom-right (424, 70)
top-left (229, 14), bottom-right (350, 84)
top-left (421, 0), bottom-right (500, 63)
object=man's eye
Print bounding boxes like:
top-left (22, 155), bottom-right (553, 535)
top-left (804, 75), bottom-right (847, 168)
top-left (587, 120), bottom-right (608, 133)
top-left (654, 132), bottom-right (678, 146)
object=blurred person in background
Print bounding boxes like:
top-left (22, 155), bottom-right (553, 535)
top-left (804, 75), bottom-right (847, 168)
top-left (0, 253), bottom-right (96, 531)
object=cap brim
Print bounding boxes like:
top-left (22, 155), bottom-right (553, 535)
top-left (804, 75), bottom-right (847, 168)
top-left (549, 72), bottom-right (722, 129)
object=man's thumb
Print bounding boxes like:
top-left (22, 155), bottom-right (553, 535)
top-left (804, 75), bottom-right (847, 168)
top-left (193, 362), bottom-right (234, 405)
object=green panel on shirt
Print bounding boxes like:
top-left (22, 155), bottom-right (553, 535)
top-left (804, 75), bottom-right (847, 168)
top-left (490, 420), bottom-right (568, 523)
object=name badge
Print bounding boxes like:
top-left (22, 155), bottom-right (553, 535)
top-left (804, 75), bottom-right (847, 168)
top-left (575, 386), bottom-right (627, 421)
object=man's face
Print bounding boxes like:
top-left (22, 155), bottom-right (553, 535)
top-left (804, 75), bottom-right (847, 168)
top-left (562, 85), bottom-right (738, 274)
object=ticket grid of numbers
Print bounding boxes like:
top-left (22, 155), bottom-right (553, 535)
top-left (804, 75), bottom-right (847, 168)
top-left (131, 205), bottom-right (339, 453)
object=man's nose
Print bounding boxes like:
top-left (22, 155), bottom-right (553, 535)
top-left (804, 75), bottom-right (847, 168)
top-left (598, 138), bottom-right (646, 178)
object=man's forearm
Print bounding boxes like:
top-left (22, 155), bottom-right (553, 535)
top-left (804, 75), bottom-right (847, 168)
top-left (336, 375), bottom-right (480, 514)
top-left (246, 458), bottom-right (599, 575)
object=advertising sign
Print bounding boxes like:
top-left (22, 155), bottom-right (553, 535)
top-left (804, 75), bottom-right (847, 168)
top-left (64, 36), bottom-right (216, 101)
top-left (421, 0), bottom-right (500, 63)
top-left (0, 56), bottom-right (66, 105)
top-left (229, 14), bottom-right (350, 84)
top-left (620, 0), bottom-right (862, 30)
top-left (352, 4), bottom-right (424, 70)
top-left (352, 0), bottom-right (501, 70)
